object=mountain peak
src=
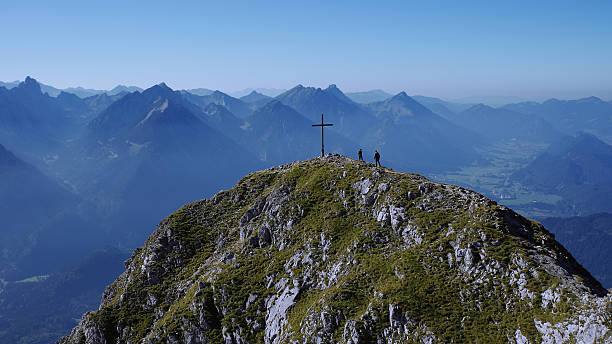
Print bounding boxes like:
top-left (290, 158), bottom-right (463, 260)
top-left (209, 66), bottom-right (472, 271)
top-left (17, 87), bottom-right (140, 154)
top-left (258, 99), bottom-right (286, 112)
top-left (577, 96), bottom-right (603, 103)
top-left (466, 103), bottom-right (493, 112)
top-left (324, 84), bottom-right (353, 103)
top-left (108, 85), bottom-right (143, 95)
top-left (18, 76), bottom-right (42, 94)
top-left (393, 91), bottom-right (409, 99)
top-left (387, 91), bottom-right (421, 106)
top-left (212, 90), bottom-right (228, 97)
top-left (284, 84), bottom-right (307, 94)
top-left (60, 155), bottom-right (610, 344)
top-left (143, 83), bottom-right (176, 98)
top-left (253, 99), bottom-right (296, 117)
top-left (240, 90), bottom-right (272, 104)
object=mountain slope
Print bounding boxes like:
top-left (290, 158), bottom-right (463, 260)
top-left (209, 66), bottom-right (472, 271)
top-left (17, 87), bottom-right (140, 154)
top-left (240, 91), bottom-right (271, 104)
top-left (276, 84), bottom-right (378, 139)
top-left (81, 91), bottom-right (128, 116)
top-left (541, 213), bottom-right (612, 288)
top-left (511, 132), bottom-right (612, 215)
top-left (183, 90), bottom-right (253, 118)
top-left (410, 95), bottom-right (457, 119)
top-left (240, 91), bottom-right (273, 111)
top-left (198, 103), bottom-right (245, 140)
top-left (346, 89), bottom-right (392, 104)
top-left (503, 97), bottom-right (612, 144)
top-left (365, 92), bottom-right (482, 172)
top-left (108, 85), bottom-right (143, 95)
top-left (61, 86), bottom-right (105, 98)
top-left (412, 95), bottom-right (473, 115)
top-left (454, 104), bottom-right (562, 143)
top-left (0, 143), bottom-right (102, 279)
top-left (60, 155), bottom-right (609, 344)
top-left (239, 100), bottom-right (357, 164)
top-left (64, 83), bottom-right (262, 246)
top-left (185, 88), bottom-right (214, 96)
top-left (0, 77), bottom-right (77, 159)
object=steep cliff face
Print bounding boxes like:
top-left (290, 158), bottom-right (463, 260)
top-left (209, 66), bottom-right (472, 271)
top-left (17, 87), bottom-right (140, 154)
top-left (60, 155), bottom-right (611, 344)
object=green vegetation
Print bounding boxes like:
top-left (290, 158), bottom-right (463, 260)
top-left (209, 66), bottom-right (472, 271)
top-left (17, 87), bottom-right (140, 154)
top-left (60, 156), bottom-right (610, 344)
top-left (431, 140), bottom-right (565, 218)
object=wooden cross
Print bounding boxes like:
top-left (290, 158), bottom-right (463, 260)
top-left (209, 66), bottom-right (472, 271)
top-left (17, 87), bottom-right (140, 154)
top-left (312, 113), bottom-right (333, 157)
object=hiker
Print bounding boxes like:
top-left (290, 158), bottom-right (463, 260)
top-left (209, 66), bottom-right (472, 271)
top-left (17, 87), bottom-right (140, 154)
top-left (358, 149), bottom-right (363, 161)
top-left (374, 150), bottom-right (381, 167)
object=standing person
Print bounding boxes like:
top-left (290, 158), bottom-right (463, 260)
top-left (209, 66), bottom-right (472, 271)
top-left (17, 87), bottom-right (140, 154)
top-left (374, 150), bottom-right (381, 167)
top-left (358, 148), bottom-right (363, 161)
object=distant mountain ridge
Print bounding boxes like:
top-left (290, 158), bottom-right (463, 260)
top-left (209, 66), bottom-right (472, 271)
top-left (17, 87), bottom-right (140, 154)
top-left (184, 88), bottom-right (214, 96)
top-left (451, 95), bottom-right (527, 106)
top-left (63, 82), bottom-right (262, 247)
top-left (182, 90), bottom-right (254, 118)
top-left (453, 104), bottom-right (562, 143)
top-left (0, 77), bottom-right (82, 161)
top-left (346, 89), bottom-right (393, 103)
top-left (503, 96), bottom-right (612, 144)
top-left (512, 132), bottom-right (612, 215)
top-left (276, 84), bottom-right (378, 139)
top-left (0, 78), bottom-right (141, 98)
top-left (240, 90), bottom-right (272, 109)
top-left (365, 92), bottom-right (482, 172)
top-left (411, 95), bottom-right (473, 116)
top-left (239, 100), bottom-right (357, 164)
top-left (230, 87), bottom-right (286, 98)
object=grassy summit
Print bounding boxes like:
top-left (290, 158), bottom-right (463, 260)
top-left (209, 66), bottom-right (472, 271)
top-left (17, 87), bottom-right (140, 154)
top-left (60, 155), bottom-right (610, 344)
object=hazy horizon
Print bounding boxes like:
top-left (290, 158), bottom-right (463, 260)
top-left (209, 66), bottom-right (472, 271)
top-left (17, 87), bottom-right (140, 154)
top-left (2, 76), bottom-right (611, 105)
top-left (1, 1), bottom-right (611, 100)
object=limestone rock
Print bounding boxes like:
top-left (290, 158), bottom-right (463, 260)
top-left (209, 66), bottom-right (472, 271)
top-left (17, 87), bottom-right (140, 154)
top-left (59, 155), bottom-right (611, 344)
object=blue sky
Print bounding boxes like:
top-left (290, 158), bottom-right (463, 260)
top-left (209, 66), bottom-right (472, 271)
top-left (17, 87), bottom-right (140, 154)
top-left (1, 1), bottom-right (611, 100)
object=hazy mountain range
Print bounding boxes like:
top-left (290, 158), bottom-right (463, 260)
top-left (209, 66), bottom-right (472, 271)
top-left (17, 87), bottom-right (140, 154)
top-left (1, 76), bottom-right (612, 343)
top-left (451, 104), bottom-right (562, 143)
top-left (345, 89), bottom-right (393, 103)
top-left (0, 80), bottom-right (142, 98)
top-left (228, 87), bottom-right (285, 98)
top-left (512, 132), bottom-right (612, 215)
top-left (504, 97), bottom-right (612, 144)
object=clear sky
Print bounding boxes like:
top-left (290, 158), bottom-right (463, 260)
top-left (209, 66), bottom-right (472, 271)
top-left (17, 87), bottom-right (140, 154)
top-left (1, 1), bottom-right (611, 100)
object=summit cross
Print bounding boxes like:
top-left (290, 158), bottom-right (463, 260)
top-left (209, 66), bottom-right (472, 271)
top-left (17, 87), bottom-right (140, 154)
top-left (312, 113), bottom-right (333, 157)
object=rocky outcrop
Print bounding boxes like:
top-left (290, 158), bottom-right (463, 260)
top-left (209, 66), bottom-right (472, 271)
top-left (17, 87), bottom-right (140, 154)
top-left (59, 155), bottom-right (611, 344)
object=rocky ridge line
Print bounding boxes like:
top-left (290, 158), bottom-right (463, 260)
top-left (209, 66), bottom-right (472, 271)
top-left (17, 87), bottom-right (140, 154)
top-left (60, 155), bottom-right (611, 344)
